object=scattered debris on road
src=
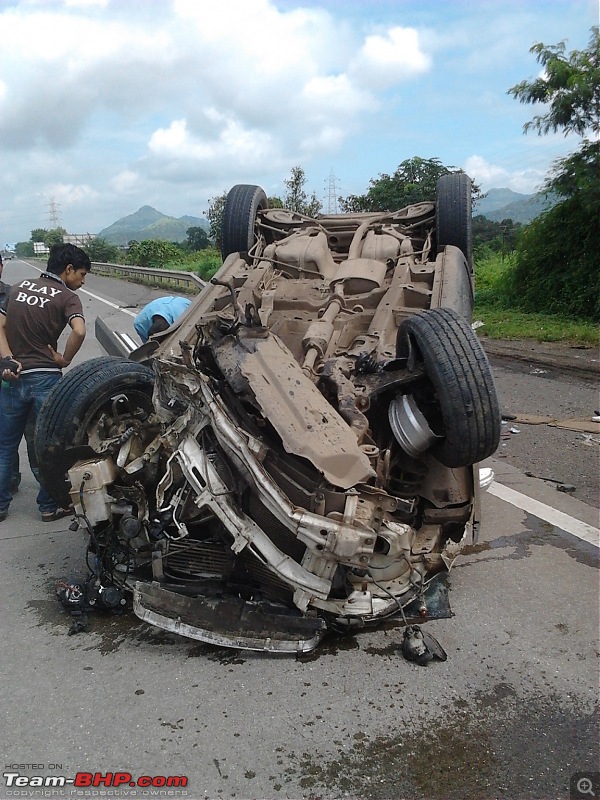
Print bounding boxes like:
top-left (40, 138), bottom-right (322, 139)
top-left (401, 625), bottom-right (447, 666)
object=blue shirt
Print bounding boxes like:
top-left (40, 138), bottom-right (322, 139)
top-left (134, 296), bottom-right (192, 343)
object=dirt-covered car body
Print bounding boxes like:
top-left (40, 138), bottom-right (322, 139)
top-left (38, 175), bottom-right (501, 653)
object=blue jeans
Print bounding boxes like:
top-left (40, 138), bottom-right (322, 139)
top-left (0, 372), bottom-right (62, 514)
top-left (6, 407), bottom-right (37, 488)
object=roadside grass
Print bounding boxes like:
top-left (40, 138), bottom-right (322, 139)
top-left (474, 308), bottom-right (599, 344)
top-left (474, 250), bottom-right (599, 345)
top-left (162, 248), bottom-right (222, 280)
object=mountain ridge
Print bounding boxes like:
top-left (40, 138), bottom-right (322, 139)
top-left (98, 188), bottom-right (555, 244)
top-left (98, 205), bottom-right (209, 245)
top-left (475, 188), bottom-right (555, 224)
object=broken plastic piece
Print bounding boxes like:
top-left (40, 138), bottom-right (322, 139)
top-left (556, 484), bottom-right (576, 493)
top-left (401, 625), bottom-right (447, 666)
top-left (478, 467), bottom-right (494, 490)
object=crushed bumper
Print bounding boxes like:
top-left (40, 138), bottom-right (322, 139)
top-left (133, 582), bottom-right (328, 654)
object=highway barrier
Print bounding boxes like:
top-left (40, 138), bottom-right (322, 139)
top-left (91, 261), bottom-right (207, 292)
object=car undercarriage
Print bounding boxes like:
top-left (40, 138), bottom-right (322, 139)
top-left (38, 174), bottom-right (501, 653)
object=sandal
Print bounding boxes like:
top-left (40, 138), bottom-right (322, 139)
top-left (41, 507), bottom-right (74, 522)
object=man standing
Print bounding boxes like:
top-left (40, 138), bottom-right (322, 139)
top-left (0, 253), bottom-right (37, 494)
top-left (0, 243), bottom-right (90, 522)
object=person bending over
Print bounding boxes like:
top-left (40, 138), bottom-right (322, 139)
top-left (133, 296), bottom-right (191, 343)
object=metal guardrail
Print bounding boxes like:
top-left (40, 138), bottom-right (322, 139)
top-left (95, 317), bottom-right (137, 358)
top-left (91, 261), bottom-right (207, 292)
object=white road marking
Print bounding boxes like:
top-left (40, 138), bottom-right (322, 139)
top-left (81, 287), bottom-right (136, 316)
top-left (489, 481), bottom-right (600, 548)
top-left (19, 259), bottom-right (137, 316)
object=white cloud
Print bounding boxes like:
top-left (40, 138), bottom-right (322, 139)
top-left (63, 0), bottom-right (109, 7)
top-left (146, 114), bottom-right (281, 181)
top-left (46, 183), bottom-right (100, 206)
top-left (350, 26), bottom-right (431, 88)
top-left (0, 0), bottom-right (416, 165)
top-left (0, 0), bottom-right (584, 242)
top-left (109, 170), bottom-right (140, 195)
top-left (149, 120), bottom-right (190, 155)
top-left (463, 155), bottom-right (546, 194)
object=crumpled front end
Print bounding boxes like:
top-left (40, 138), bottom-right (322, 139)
top-left (108, 325), bottom-right (475, 653)
top-left (59, 192), bottom-right (499, 653)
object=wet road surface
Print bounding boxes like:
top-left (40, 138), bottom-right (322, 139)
top-left (0, 260), bottom-right (598, 800)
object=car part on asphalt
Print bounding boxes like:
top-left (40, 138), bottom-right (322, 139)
top-left (401, 624), bottom-right (447, 665)
top-left (38, 174), bottom-right (501, 654)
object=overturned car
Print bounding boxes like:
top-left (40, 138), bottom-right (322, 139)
top-left (37, 174), bottom-right (501, 653)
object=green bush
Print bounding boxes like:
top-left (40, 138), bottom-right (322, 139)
top-left (474, 251), bottom-right (515, 310)
top-left (162, 247), bottom-right (222, 280)
top-left (15, 241), bottom-right (35, 257)
top-left (127, 240), bottom-right (182, 269)
top-left (509, 199), bottom-right (599, 321)
top-left (474, 244), bottom-right (599, 343)
top-left (85, 237), bottom-right (121, 263)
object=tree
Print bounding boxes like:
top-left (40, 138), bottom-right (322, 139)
top-left (84, 237), bottom-right (120, 263)
top-left (507, 27), bottom-right (599, 321)
top-left (205, 193), bottom-right (227, 250)
top-left (15, 241), bottom-right (34, 257)
top-left (31, 228), bottom-right (48, 243)
top-left (283, 166), bottom-right (322, 217)
top-left (185, 226), bottom-right (210, 251)
top-left (508, 27), bottom-right (599, 137)
top-left (205, 169), bottom-right (321, 248)
top-left (544, 137), bottom-right (599, 211)
top-left (339, 157), bottom-right (481, 212)
top-left (472, 216), bottom-right (521, 256)
top-left (45, 228), bottom-right (67, 247)
top-left (126, 240), bottom-right (181, 269)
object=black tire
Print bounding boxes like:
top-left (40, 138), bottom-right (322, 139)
top-left (221, 184), bottom-right (268, 259)
top-left (35, 357), bottom-right (155, 507)
top-left (436, 173), bottom-right (472, 269)
top-left (397, 308), bottom-right (501, 467)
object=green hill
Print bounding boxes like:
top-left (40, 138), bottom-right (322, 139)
top-left (475, 188), bottom-right (556, 224)
top-left (99, 206), bottom-right (209, 245)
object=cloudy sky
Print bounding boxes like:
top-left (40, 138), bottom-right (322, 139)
top-left (0, 0), bottom-right (595, 244)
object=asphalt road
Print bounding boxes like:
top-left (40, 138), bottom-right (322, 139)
top-left (488, 357), bottom-right (598, 508)
top-left (1, 259), bottom-right (598, 800)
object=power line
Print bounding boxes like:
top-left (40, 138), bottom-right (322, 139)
top-left (325, 169), bottom-right (341, 214)
top-left (47, 197), bottom-right (62, 228)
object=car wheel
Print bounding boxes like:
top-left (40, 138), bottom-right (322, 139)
top-left (35, 357), bottom-right (155, 507)
top-left (436, 173), bottom-right (473, 269)
top-left (396, 308), bottom-right (501, 467)
top-left (221, 184), bottom-right (268, 260)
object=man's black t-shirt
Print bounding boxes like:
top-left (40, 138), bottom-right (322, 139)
top-left (0, 273), bottom-right (84, 374)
